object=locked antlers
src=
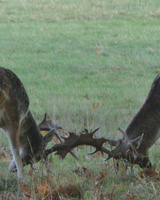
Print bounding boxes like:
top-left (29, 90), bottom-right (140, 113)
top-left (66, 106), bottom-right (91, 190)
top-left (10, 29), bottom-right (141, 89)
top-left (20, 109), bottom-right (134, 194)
top-left (44, 127), bottom-right (110, 159)
top-left (39, 113), bottom-right (144, 166)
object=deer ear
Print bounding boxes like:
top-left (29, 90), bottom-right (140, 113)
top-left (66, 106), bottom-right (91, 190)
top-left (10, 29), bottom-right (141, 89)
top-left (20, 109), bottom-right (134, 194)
top-left (131, 134), bottom-right (144, 149)
top-left (43, 129), bottom-right (56, 145)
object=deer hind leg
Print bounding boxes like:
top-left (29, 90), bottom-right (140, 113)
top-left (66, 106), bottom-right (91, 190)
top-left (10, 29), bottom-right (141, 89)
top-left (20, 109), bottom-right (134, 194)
top-left (6, 125), bottom-right (23, 178)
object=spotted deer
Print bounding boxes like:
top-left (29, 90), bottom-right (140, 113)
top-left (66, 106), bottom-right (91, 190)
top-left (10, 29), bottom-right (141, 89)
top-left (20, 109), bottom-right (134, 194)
top-left (0, 67), bottom-right (62, 178)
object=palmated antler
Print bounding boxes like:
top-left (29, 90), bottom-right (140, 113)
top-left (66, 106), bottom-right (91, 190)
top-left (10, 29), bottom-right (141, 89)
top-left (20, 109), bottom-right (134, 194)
top-left (38, 113), bottom-right (62, 145)
top-left (39, 114), bottom-right (144, 167)
top-left (39, 113), bottom-right (62, 131)
top-left (105, 127), bottom-right (144, 163)
top-left (39, 113), bottom-right (79, 160)
top-left (44, 127), bottom-right (110, 159)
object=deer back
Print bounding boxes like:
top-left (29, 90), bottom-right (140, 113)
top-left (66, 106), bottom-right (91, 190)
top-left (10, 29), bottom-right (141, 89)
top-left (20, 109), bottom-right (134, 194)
top-left (0, 67), bottom-right (29, 124)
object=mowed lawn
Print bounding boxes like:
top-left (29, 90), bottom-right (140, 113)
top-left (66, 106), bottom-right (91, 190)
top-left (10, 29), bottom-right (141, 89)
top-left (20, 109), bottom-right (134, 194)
top-left (0, 0), bottom-right (160, 199)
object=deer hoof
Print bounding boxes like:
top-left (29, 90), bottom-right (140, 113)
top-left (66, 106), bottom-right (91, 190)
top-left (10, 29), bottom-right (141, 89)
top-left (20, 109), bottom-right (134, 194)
top-left (9, 160), bottom-right (17, 172)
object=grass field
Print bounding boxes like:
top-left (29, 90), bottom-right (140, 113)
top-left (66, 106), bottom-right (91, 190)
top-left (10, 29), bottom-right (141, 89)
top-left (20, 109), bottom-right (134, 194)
top-left (0, 0), bottom-right (160, 199)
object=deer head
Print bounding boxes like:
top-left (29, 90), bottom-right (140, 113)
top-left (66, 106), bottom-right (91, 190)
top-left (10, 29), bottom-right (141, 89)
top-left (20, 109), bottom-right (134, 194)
top-left (8, 111), bottom-right (62, 174)
top-left (104, 128), bottom-right (144, 165)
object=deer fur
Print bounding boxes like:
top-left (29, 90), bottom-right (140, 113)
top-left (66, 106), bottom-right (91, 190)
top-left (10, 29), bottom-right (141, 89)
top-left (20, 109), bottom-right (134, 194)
top-left (1, 66), bottom-right (160, 178)
top-left (124, 73), bottom-right (160, 167)
top-left (106, 73), bottom-right (160, 168)
top-left (0, 67), bottom-right (56, 178)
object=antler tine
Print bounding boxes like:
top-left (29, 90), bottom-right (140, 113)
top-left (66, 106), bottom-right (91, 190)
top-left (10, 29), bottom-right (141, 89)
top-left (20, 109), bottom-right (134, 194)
top-left (102, 147), bottom-right (112, 155)
top-left (88, 127), bottom-right (112, 156)
top-left (40, 112), bottom-right (47, 121)
top-left (83, 129), bottom-right (89, 134)
top-left (69, 152), bottom-right (79, 160)
top-left (82, 127), bottom-right (100, 136)
top-left (88, 149), bottom-right (99, 155)
top-left (38, 113), bottom-right (49, 131)
top-left (83, 127), bottom-right (107, 155)
top-left (44, 112), bottom-right (47, 119)
top-left (39, 113), bottom-right (62, 131)
top-left (118, 127), bottom-right (129, 140)
top-left (88, 146), bottom-right (111, 156)
top-left (90, 127), bottom-right (100, 136)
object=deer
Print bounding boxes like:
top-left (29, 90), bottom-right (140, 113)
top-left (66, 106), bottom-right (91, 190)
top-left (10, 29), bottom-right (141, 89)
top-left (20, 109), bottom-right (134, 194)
top-left (1, 66), bottom-right (160, 178)
top-left (0, 66), bottom-right (64, 178)
top-left (103, 73), bottom-right (160, 168)
top-left (40, 72), bottom-right (160, 169)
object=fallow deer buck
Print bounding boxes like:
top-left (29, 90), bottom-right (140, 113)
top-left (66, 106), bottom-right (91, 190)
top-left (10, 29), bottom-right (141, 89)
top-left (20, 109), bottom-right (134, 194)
top-left (103, 72), bottom-right (160, 168)
top-left (0, 67), bottom-right (63, 178)
top-left (41, 73), bottom-right (160, 169)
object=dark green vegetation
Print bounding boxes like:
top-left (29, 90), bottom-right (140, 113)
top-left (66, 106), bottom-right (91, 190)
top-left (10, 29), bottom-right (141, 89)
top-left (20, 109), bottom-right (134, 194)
top-left (0, 0), bottom-right (160, 199)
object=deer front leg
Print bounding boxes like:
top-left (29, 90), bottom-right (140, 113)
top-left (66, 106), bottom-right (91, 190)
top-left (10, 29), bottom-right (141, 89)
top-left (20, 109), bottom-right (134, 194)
top-left (9, 159), bottom-right (17, 172)
top-left (6, 126), bottom-right (23, 178)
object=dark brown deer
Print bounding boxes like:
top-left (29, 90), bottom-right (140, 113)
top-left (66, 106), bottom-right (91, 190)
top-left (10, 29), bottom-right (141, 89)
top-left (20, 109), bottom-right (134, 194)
top-left (0, 67), bottom-right (62, 178)
top-left (41, 73), bottom-right (160, 169)
top-left (104, 73), bottom-right (160, 168)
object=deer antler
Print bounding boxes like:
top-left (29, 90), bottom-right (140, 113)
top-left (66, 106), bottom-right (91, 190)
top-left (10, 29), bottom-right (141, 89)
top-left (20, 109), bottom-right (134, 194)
top-left (104, 127), bottom-right (144, 164)
top-left (38, 113), bottom-right (62, 144)
top-left (39, 113), bottom-right (79, 160)
top-left (38, 113), bottom-right (62, 131)
top-left (40, 114), bottom-right (144, 167)
top-left (44, 127), bottom-right (111, 159)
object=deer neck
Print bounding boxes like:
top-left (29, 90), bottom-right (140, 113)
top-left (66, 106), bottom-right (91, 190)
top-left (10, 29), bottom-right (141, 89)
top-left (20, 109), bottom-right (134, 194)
top-left (126, 90), bottom-right (160, 150)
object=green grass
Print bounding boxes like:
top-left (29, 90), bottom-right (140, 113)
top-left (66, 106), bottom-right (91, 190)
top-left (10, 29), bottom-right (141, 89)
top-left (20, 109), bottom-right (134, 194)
top-left (0, 0), bottom-right (160, 199)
